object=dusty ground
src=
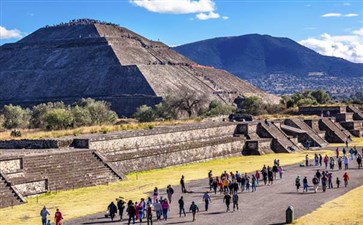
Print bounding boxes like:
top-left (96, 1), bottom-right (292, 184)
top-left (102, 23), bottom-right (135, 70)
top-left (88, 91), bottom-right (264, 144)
top-left (66, 159), bottom-right (363, 225)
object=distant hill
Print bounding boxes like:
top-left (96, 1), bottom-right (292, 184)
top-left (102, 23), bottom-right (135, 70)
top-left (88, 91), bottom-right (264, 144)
top-left (174, 34), bottom-right (363, 79)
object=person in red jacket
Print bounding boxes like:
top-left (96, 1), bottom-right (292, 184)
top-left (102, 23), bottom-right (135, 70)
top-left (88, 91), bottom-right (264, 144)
top-left (54, 208), bottom-right (63, 225)
top-left (343, 172), bottom-right (349, 187)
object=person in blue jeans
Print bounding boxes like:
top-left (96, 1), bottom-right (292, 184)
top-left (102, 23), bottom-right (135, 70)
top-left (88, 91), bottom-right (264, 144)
top-left (303, 176), bottom-right (308, 192)
top-left (40, 206), bottom-right (50, 225)
top-left (178, 196), bottom-right (186, 216)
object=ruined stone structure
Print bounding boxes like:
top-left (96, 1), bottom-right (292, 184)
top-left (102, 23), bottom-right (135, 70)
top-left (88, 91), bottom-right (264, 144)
top-left (0, 19), bottom-right (278, 116)
top-left (1, 105), bottom-right (361, 208)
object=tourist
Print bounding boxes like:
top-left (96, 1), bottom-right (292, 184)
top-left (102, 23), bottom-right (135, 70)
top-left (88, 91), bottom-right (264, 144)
top-left (212, 178), bottom-right (218, 194)
top-left (255, 170), bottom-right (260, 185)
top-left (223, 192), bottom-right (231, 212)
top-left (232, 193), bottom-right (239, 211)
top-left (262, 165), bottom-right (268, 185)
top-left (336, 147), bottom-right (339, 158)
top-left (329, 157), bottom-right (335, 170)
top-left (189, 201), bottom-right (199, 222)
top-left (251, 175), bottom-right (257, 192)
top-left (295, 176), bottom-right (301, 192)
top-left (316, 170), bottom-right (322, 183)
top-left (324, 155), bottom-right (329, 169)
top-left (161, 199), bottom-right (169, 221)
top-left (107, 201), bottom-right (117, 221)
top-left (327, 172), bottom-right (333, 189)
top-left (312, 176), bottom-right (319, 193)
top-left (278, 166), bottom-right (283, 179)
top-left (336, 177), bottom-right (341, 188)
top-left (153, 187), bottom-right (158, 202)
top-left (40, 206), bottom-right (50, 225)
top-left (338, 157), bottom-right (343, 170)
top-left (138, 199), bottom-right (145, 223)
top-left (166, 185), bottom-right (174, 203)
top-left (54, 208), bottom-right (63, 225)
top-left (319, 154), bottom-right (323, 166)
top-left (146, 203), bottom-right (153, 225)
top-left (127, 202), bottom-right (136, 225)
top-left (268, 166), bottom-right (273, 185)
top-left (202, 191), bottom-right (211, 211)
top-left (357, 154), bottom-right (362, 169)
top-left (180, 175), bottom-right (186, 193)
top-left (208, 170), bottom-right (213, 190)
top-left (153, 199), bottom-right (162, 220)
top-left (305, 154), bottom-right (309, 167)
top-left (117, 197), bottom-right (125, 221)
top-left (314, 154), bottom-right (319, 166)
top-left (303, 176), bottom-right (308, 192)
top-left (134, 202), bottom-right (139, 221)
top-left (344, 155), bottom-right (349, 170)
top-left (321, 175), bottom-right (327, 192)
top-left (272, 164), bottom-right (278, 180)
top-left (343, 172), bottom-right (349, 187)
top-left (46, 220), bottom-right (51, 225)
top-left (349, 148), bottom-right (354, 160)
top-left (342, 147), bottom-right (347, 155)
top-left (178, 196), bottom-right (186, 217)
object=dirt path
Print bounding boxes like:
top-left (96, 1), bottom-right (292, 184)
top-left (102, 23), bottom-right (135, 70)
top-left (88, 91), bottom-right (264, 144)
top-left (67, 159), bottom-right (363, 225)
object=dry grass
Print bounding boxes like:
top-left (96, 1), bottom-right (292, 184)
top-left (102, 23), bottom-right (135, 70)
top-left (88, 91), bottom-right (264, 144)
top-left (0, 150), bottom-right (333, 225)
top-left (295, 185), bottom-right (363, 225)
top-left (256, 114), bottom-right (320, 120)
top-left (329, 137), bottom-right (363, 148)
top-left (0, 119), bottom-right (196, 140)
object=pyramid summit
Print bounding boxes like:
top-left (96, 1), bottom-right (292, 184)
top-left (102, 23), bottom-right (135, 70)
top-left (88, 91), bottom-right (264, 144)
top-left (0, 19), bottom-right (278, 116)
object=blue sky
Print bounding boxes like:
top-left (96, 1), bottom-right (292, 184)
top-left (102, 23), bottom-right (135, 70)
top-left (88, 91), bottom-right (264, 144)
top-left (1, 0), bottom-right (362, 62)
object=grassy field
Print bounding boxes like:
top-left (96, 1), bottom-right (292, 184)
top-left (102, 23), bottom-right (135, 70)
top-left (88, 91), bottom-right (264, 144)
top-left (329, 137), bottom-right (363, 148)
top-left (295, 185), bottom-right (363, 225)
top-left (0, 150), bottom-right (333, 225)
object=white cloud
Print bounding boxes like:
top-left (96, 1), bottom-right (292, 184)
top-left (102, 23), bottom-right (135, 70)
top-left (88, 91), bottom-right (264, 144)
top-left (222, 16), bottom-right (229, 20)
top-left (299, 28), bottom-right (363, 63)
top-left (342, 2), bottom-right (351, 6)
top-left (344, 13), bottom-right (358, 17)
top-left (130, 0), bottom-right (215, 14)
top-left (0, 26), bottom-right (23, 39)
top-left (196, 11), bottom-right (220, 20)
top-left (321, 12), bottom-right (359, 17)
top-left (321, 13), bottom-right (342, 17)
top-left (130, 0), bottom-right (226, 20)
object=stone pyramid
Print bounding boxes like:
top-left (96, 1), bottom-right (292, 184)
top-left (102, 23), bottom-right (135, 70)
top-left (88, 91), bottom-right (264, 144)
top-left (0, 19), bottom-right (279, 116)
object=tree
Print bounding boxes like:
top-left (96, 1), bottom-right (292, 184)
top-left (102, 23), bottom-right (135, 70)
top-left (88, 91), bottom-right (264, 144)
top-left (71, 105), bottom-right (92, 127)
top-left (134, 105), bottom-right (155, 122)
top-left (45, 108), bottom-right (74, 130)
top-left (2, 105), bottom-right (31, 129)
top-left (205, 100), bottom-right (235, 116)
top-left (30, 102), bottom-right (66, 128)
top-left (76, 98), bottom-right (117, 125)
top-left (311, 90), bottom-right (331, 104)
top-left (238, 97), bottom-right (267, 115)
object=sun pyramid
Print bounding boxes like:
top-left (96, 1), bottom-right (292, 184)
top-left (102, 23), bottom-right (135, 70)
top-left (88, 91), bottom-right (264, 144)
top-left (0, 19), bottom-right (278, 116)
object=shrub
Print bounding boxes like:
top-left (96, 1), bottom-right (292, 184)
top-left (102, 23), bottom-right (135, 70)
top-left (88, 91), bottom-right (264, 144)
top-left (45, 108), bottom-right (74, 130)
top-left (76, 98), bottom-right (117, 125)
top-left (134, 105), bottom-right (155, 122)
top-left (205, 100), bottom-right (236, 116)
top-left (30, 102), bottom-right (66, 129)
top-left (71, 105), bottom-right (92, 127)
top-left (2, 105), bottom-right (31, 129)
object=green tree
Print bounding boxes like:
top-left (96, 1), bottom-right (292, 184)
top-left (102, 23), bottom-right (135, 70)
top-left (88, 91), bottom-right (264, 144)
top-left (311, 90), bottom-right (331, 104)
top-left (76, 98), bottom-right (117, 125)
top-left (30, 102), bottom-right (66, 128)
top-left (238, 97), bottom-right (267, 115)
top-left (2, 105), bottom-right (31, 129)
top-left (205, 100), bottom-right (235, 116)
top-left (134, 105), bottom-right (155, 122)
top-left (45, 108), bottom-right (74, 130)
top-left (71, 105), bottom-right (92, 127)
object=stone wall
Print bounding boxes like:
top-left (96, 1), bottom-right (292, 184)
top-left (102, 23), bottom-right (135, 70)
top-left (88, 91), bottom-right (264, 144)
top-left (0, 139), bottom-right (73, 149)
top-left (88, 123), bottom-right (237, 152)
top-left (298, 106), bottom-right (345, 116)
top-left (243, 139), bottom-right (273, 155)
top-left (110, 140), bottom-right (243, 173)
top-left (14, 180), bottom-right (47, 196)
top-left (0, 158), bottom-right (22, 173)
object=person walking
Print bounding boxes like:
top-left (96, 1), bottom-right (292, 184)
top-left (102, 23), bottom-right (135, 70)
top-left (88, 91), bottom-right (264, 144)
top-left (336, 177), bottom-right (341, 188)
top-left (54, 209), bottom-right (63, 225)
top-left (161, 199), bottom-right (169, 221)
top-left (278, 166), bottom-right (283, 179)
top-left (343, 172), bottom-right (349, 187)
top-left (166, 185), bottom-right (174, 203)
top-left (329, 157), bottom-right (335, 170)
top-left (223, 192), bottom-right (231, 212)
top-left (303, 176), bottom-right (308, 193)
top-left (324, 155), bottom-right (329, 169)
top-left (117, 198), bottom-right (125, 221)
top-left (127, 202), bottom-right (136, 225)
top-left (255, 170), bottom-right (260, 185)
top-left (344, 155), bottom-right (349, 170)
top-left (202, 191), bottom-right (211, 211)
top-left (295, 176), bottom-right (301, 192)
top-left (153, 187), bottom-right (159, 203)
top-left (40, 206), bottom-right (50, 225)
top-left (328, 172), bottom-right (333, 189)
top-left (178, 196), bottom-right (186, 217)
top-left (232, 193), bottom-right (239, 211)
top-left (357, 154), bottom-right (362, 169)
top-left (212, 178), bottom-right (218, 194)
top-left (180, 175), bottom-right (186, 193)
top-left (251, 175), bottom-right (257, 192)
top-left (146, 203), bottom-right (153, 225)
top-left (338, 157), bottom-right (343, 170)
top-left (336, 147), bottom-right (339, 158)
top-left (268, 167), bottom-right (273, 185)
top-left (153, 199), bottom-right (162, 220)
top-left (305, 154), bottom-right (309, 167)
top-left (319, 154), bottom-right (323, 167)
top-left (107, 201), bottom-right (117, 222)
top-left (321, 175), bottom-right (327, 192)
top-left (312, 176), bottom-right (319, 193)
top-left (189, 201), bottom-right (199, 222)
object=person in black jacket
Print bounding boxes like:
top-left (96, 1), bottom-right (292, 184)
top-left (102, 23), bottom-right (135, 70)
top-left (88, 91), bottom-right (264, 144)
top-left (127, 202), bottom-right (136, 225)
top-left (117, 198), bottom-right (125, 221)
top-left (107, 202), bottom-right (117, 221)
